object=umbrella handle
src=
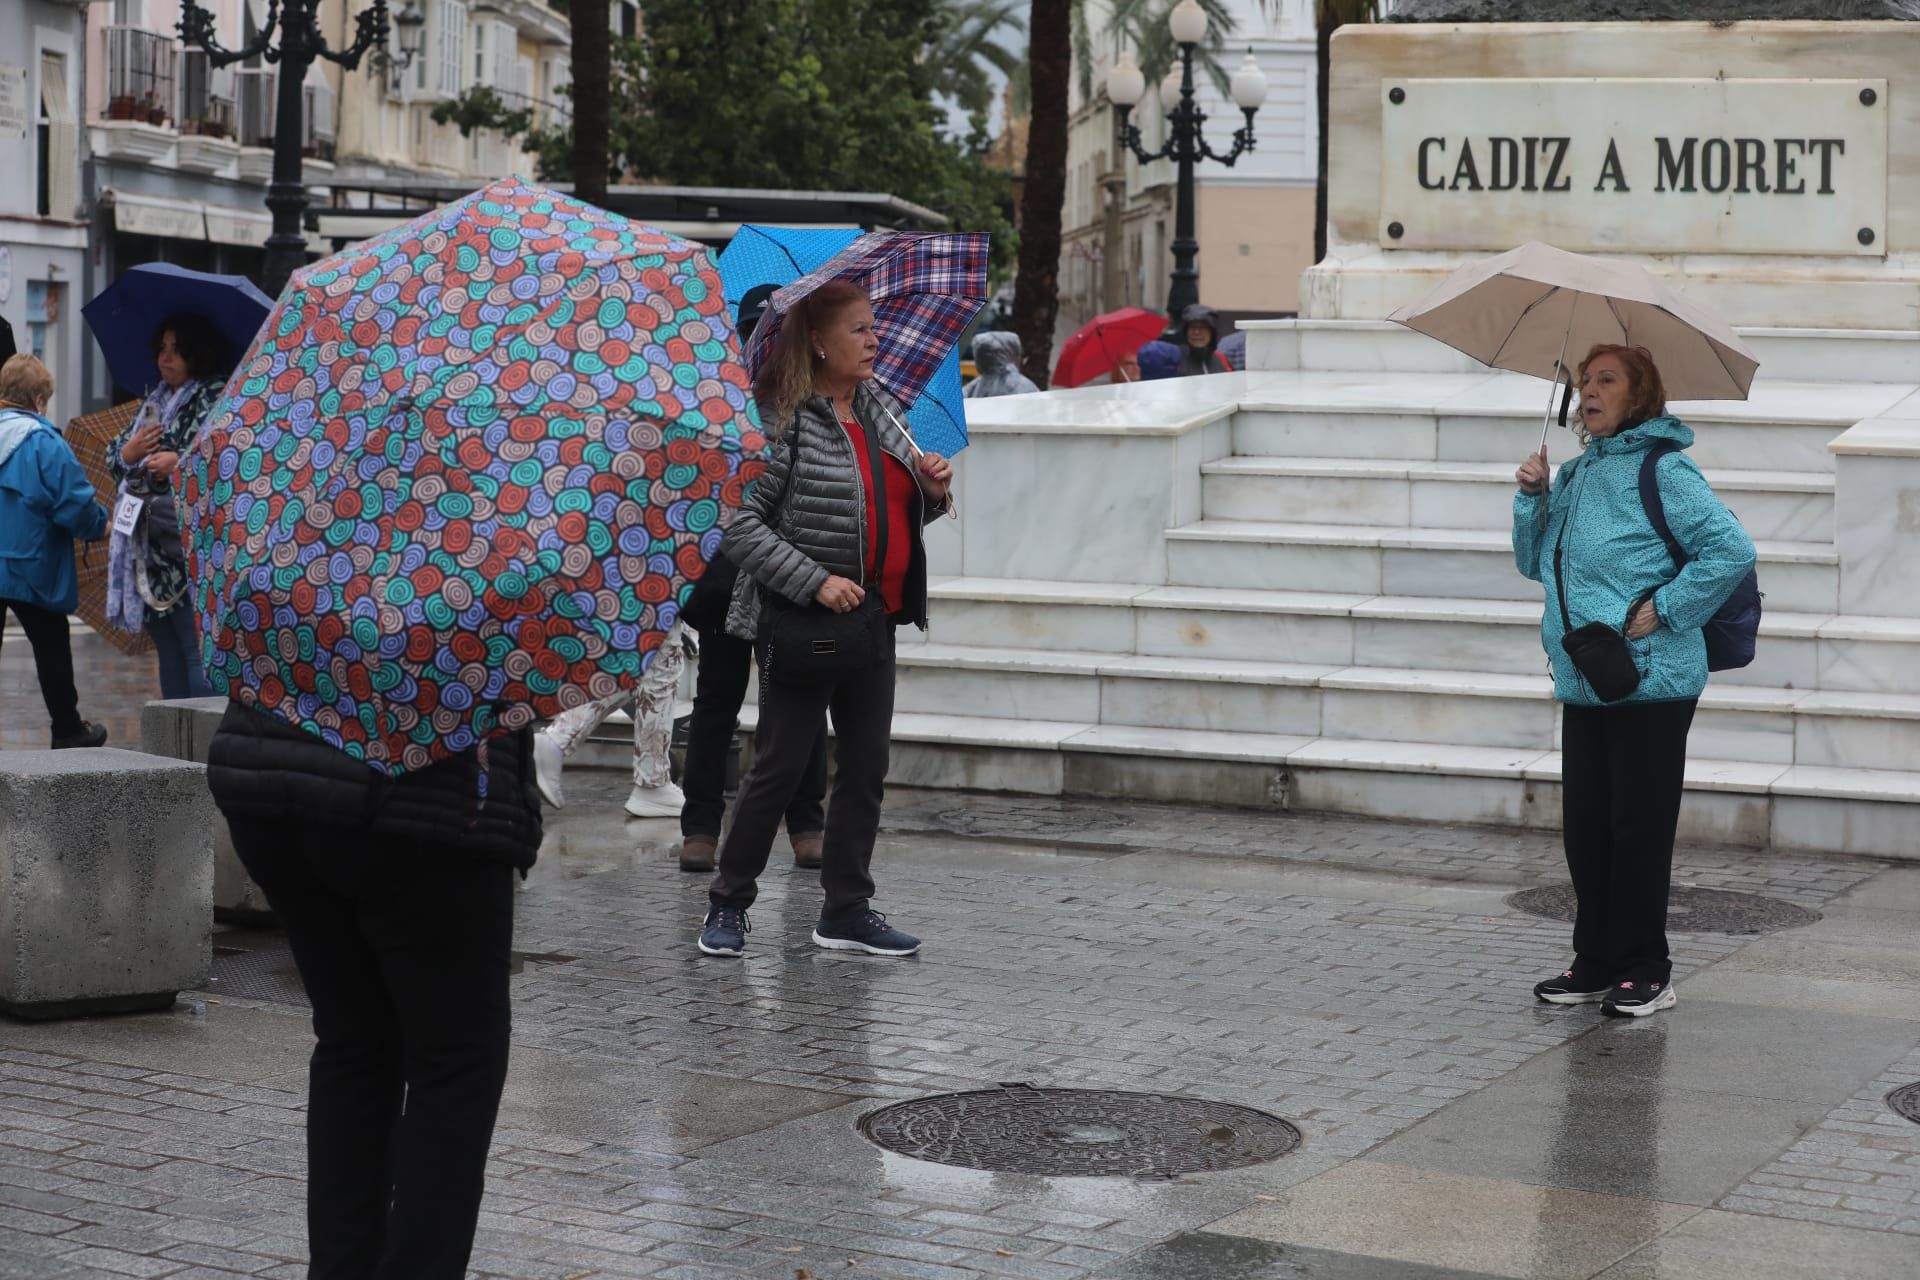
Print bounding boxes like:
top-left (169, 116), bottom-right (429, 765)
top-left (879, 400), bottom-right (959, 522)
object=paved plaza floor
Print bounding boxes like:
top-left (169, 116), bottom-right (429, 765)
top-left (4, 634), bottom-right (1920, 1278)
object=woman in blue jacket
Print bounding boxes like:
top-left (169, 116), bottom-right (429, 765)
top-left (0, 355), bottom-right (110, 747)
top-left (1513, 345), bottom-right (1756, 1018)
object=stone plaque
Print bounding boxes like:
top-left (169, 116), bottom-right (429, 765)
top-left (0, 65), bottom-right (27, 141)
top-left (1380, 78), bottom-right (1888, 257)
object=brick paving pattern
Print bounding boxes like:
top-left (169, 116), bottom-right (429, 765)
top-left (0, 776), bottom-right (1910, 1278)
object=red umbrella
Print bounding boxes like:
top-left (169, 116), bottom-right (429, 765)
top-left (1052, 307), bottom-right (1167, 388)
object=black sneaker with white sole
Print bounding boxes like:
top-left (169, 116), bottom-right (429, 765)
top-left (812, 909), bottom-right (920, 956)
top-left (698, 906), bottom-right (749, 957)
top-left (1533, 968), bottom-right (1613, 1005)
top-left (1601, 979), bottom-right (1676, 1017)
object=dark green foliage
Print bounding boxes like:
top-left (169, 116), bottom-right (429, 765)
top-left (528, 0), bottom-right (1016, 269)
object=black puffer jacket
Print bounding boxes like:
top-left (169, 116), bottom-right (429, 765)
top-left (206, 701), bottom-right (544, 873)
top-left (722, 381), bottom-right (949, 640)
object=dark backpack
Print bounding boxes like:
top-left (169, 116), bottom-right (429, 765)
top-left (1638, 443), bottom-right (1762, 672)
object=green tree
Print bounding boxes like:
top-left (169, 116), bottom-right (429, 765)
top-left (530, 0), bottom-right (1012, 263)
top-left (1012, 0), bottom-right (1070, 388)
top-left (930, 0), bottom-right (1027, 118)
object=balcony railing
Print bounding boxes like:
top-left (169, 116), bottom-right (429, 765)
top-left (103, 25), bottom-right (176, 127)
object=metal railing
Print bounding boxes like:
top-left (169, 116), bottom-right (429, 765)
top-left (103, 25), bottom-right (176, 126)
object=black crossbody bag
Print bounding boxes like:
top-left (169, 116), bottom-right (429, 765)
top-left (1554, 507), bottom-right (1641, 703)
top-left (759, 413), bottom-right (891, 686)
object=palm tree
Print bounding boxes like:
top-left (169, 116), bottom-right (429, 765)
top-left (570, 0), bottom-right (611, 203)
top-left (930, 0), bottom-right (1028, 119)
top-left (1013, 0), bottom-right (1072, 388)
top-left (1315, 1), bottom-right (1377, 261)
top-left (1098, 0), bottom-right (1239, 99)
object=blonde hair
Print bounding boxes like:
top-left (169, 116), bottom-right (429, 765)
top-left (0, 354), bottom-right (53, 412)
top-left (752, 279), bottom-right (869, 433)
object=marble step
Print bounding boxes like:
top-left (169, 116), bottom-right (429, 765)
top-left (1200, 456), bottom-right (1833, 542)
top-left (749, 706), bottom-right (1920, 858)
top-left (1231, 401), bottom-right (1858, 475)
top-left (1243, 318), bottom-right (1920, 387)
top-left (892, 643), bottom-right (1920, 773)
top-left (1163, 520), bottom-right (1838, 614)
top-left (924, 577), bottom-right (1920, 695)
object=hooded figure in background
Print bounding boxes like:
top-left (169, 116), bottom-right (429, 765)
top-left (1136, 340), bottom-right (1182, 380)
top-left (1176, 304), bottom-right (1231, 377)
top-left (964, 330), bottom-right (1040, 398)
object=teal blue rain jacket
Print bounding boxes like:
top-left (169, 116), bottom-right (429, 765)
top-left (0, 408), bottom-right (108, 613)
top-left (1512, 416), bottom-right (1756, 707)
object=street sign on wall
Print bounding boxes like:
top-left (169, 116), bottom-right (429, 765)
top-left (1379, 78), bottom-right (1889, 257)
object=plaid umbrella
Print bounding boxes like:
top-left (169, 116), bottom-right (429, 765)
top-left (62, 403), bottom-right (153, 658)
top-left (719, 225), bottom-right (972, 455)
top-left (181, 177), bottom-right (765, 775)
top-left (742, 231), bottom-right (989, 451)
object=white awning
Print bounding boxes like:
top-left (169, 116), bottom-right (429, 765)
top-left (314, 212), bottom-right (410, 243)
top-left (203, 203), bottom-right (271, 247)
top-left (108, 190), bottom-right (206, 241)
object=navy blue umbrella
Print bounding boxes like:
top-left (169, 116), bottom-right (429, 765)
top-left (83, 263), bottom-right (273, 396)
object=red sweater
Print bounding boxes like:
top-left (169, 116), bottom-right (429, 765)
top-left (840, 419), bottom-right (915, 615)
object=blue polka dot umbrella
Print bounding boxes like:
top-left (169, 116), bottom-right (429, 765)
top-left (180, 177), bottom-right (766, 775)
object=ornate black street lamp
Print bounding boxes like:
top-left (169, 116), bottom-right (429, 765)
top-left (177, 0), bottom-right (398, 297)
top-left (1106, 0), bottom-right (1270, 321)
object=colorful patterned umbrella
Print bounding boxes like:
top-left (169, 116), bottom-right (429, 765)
top-left (742, 230), bottom-right (988, 452)
top-left (63, 403), bottom-right (153, 658)
top-left (719, 225), bottom-right (972, 455)
top-left (181, 177), bottom-right (765, 775)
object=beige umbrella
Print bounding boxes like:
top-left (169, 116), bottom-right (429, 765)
top-left (1388, 241), bottom-right (1760, 452)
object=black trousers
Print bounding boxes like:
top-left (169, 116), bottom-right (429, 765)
top-left (710, 630), bottom-right (896, 917)
top-left (228, 819), bottom-right (515, 1280)
top-left (1560, 697), bottom-right (1698, 986)
top-left (0, 599), bottom-right (83, 739)
top-left (682, 627), bottom-right (827, 839)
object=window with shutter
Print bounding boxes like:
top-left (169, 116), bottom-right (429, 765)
top-left (38, 53), bottom-right (75, 222)
top-left (436, 0), bottom-right (468, 97)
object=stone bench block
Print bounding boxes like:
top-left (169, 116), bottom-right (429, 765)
top-left (140, 698), bottom-right (273, 924)
top-left (0, 748), bottom-right (214, 1018)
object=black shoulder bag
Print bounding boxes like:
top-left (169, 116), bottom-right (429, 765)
top-left (758, 413), bottom-right (890, 685)
top-left (1554, 483), bottom-right (1642, 703)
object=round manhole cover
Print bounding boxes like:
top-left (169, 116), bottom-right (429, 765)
top-left (857, 1086), bottom-right (1301, 1177)
top-left (1887, 1083), bottom-right (1920, 1125)
top-left (1505, 883), bottom-right (1819, 935)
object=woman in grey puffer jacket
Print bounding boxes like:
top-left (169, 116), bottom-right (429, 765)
top-left (700, 279), bottom-right (953, 960)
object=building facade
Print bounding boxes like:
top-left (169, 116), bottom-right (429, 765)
top-left (330, 0), bottom-right (570, 198)
top-left (0, 0), bottom-right (576, 411)
top-left (1059, 0), bottom-right (1318, 330)
top-left (0, 0), bottom-right (92, 419)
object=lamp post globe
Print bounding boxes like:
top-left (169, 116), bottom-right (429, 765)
top-left (177, 0), bottom-right (394, 298)
top-left (1106, 54), bottom-right (1145, 109)
top-left (1168, 0), bottom-right (1210, 45)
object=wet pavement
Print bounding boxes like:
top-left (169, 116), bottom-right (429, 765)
top-left (1, 718), bottom-right (1919, 1275)
top-left (1, 619), bottom-right (159, 752)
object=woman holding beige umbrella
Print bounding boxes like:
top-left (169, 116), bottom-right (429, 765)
top-left (1392, 243), bottom-right (1761, 1019)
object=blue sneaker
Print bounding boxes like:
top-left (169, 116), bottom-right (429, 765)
top-left (812, 909), bottom-right (921, 956)
top-left (698, 906), bottom-right (749, 957)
